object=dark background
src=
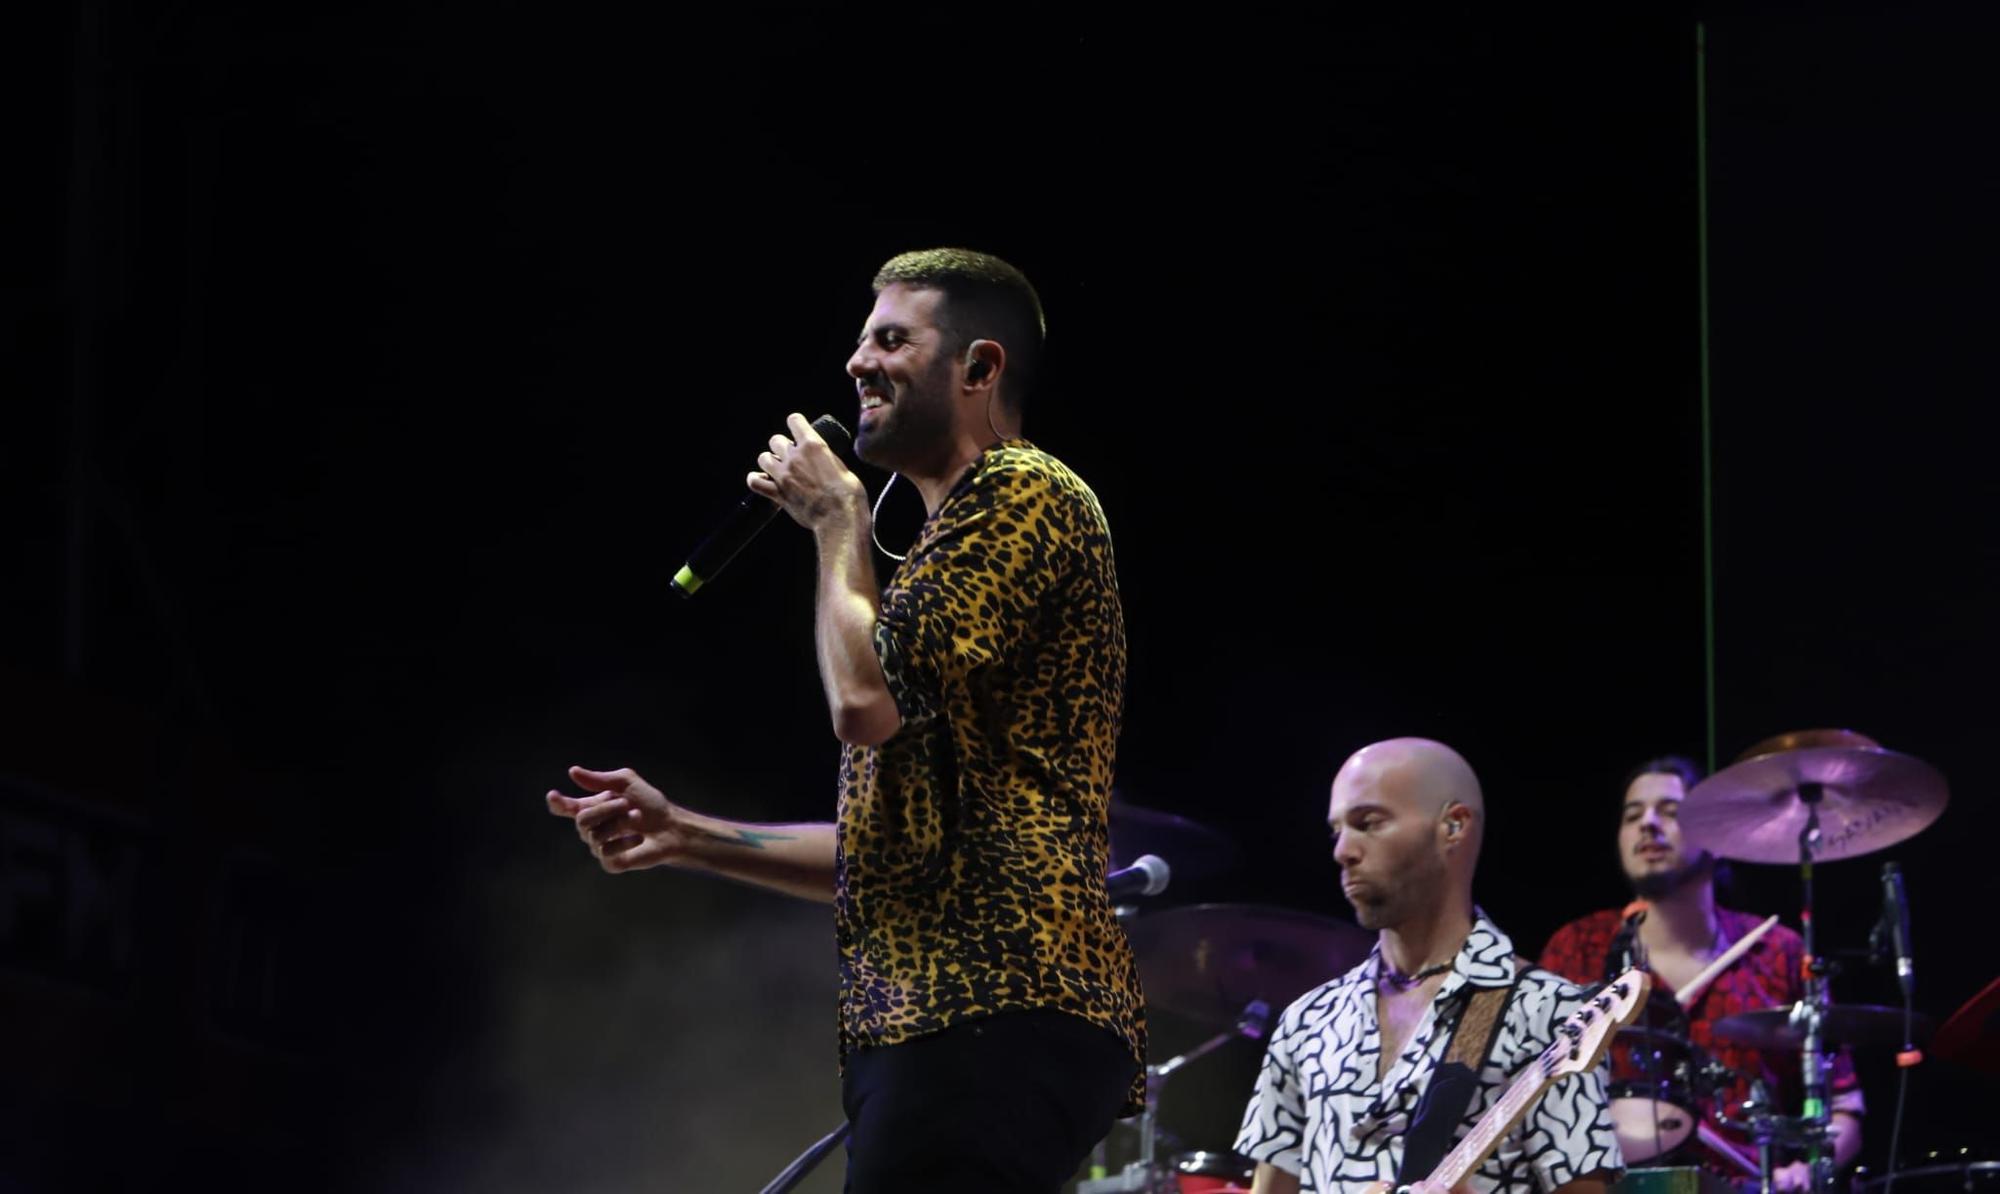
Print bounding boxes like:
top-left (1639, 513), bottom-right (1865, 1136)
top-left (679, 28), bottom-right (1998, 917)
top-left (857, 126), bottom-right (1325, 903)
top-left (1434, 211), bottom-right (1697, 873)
top-left (4, 5), bottom-right (1995, 1191)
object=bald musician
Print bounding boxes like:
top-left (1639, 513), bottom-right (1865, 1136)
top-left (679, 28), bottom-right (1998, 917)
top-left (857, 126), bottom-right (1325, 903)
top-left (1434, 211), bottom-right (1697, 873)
top-left (1235, 739), bottom-right (1622, 1194)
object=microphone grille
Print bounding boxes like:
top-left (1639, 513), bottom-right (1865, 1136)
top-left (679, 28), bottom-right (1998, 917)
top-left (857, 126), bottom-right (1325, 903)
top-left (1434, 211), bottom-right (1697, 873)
top-left (810, 413), bottom-right (856, 464)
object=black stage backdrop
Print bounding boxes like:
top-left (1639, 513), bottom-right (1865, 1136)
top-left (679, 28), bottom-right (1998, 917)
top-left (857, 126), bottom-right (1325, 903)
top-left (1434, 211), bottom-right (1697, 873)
top-left (4, 6), bottom-right (1995, 1191)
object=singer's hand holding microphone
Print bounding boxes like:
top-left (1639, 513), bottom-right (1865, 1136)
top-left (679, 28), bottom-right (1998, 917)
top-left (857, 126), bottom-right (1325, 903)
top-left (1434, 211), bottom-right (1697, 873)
top-left (672, 412), bottom-right (859, 599)
top-left (750, 412), bottom-right (868, 533)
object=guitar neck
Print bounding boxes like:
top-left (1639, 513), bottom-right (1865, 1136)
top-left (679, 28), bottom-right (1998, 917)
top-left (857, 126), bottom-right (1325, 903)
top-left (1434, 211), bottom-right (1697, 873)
top-left (1418, 1047), bottom-right (1555, 1194)
top-left (1406, 970), bottom-right (1645, 1194)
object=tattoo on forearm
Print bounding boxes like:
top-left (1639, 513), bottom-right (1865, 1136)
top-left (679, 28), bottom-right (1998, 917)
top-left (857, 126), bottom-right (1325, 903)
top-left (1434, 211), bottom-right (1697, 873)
top-left (692, 826), bottom-right (795, 850)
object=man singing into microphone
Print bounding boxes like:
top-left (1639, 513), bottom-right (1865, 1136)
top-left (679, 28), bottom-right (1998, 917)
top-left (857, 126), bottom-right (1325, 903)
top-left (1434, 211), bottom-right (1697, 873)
top-left (545, 249), bottom-right (1144, 1192)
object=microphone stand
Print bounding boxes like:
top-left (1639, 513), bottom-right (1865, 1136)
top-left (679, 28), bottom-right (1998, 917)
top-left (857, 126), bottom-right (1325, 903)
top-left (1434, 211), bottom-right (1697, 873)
top-left (1078, 1001), bottom-right (1271, 1194)
top-left (759, 1121), bottom-right (851, 1194)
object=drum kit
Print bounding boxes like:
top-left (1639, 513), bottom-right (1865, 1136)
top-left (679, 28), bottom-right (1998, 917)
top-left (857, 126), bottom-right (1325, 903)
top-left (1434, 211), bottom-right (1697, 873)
top-left (1083, 731), bottom-right (1989, 1194)
top-left (1665, 730), bottom-right (1948, 1194)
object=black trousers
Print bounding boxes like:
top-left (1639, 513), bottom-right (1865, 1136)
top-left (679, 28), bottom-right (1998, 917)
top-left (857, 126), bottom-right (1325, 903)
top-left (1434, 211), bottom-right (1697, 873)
top-left (841, 1008), bottom-right (1138, 1193)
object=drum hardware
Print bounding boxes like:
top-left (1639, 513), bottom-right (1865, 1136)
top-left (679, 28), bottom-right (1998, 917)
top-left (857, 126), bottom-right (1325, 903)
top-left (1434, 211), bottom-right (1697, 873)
top-left (1089, 903), bottom-right (1369, 1193)
top-left (1678, 730), bottom-right (1947, 867)
top-left (1694, 1121), bottom-right (1761, 1180)
top-left (1714, 1077), bottom-right (1840, 1194)
top-left (1609, 990), bottom-right (1713, 1163)
top-left (1171, 1150), bottom-right (1255, 1194)
top-left (1711, 1004), bottom-right (1934, 1052)
top-left (1682, 729), bottom-right (1950, 1194)
top-left (1607, 1015), bottom-right (1748, 1169)
top-left (1122, 903), bottom-right (1373, 1028)
top-left (1078, 999), bottom-right (1271, 1194)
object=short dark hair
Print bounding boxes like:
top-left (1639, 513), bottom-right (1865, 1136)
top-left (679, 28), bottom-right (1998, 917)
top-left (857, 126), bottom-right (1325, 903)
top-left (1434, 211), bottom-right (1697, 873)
top-left (1620, 753), bottom-right (1730, 893)
top-left (1622, 755), bottom-right (1704, 794)
top-left (872, 248), bottom-right (1045, 411)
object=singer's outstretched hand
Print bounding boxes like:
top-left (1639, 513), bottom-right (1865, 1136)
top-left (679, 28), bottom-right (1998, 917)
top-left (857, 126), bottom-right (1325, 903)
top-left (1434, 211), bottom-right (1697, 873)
top-left (546, 765), bottom-right (693, 873)
top-left (546, 765), bottom-right (843, 900)
top-left (749, 412), bottom-right (868, 532)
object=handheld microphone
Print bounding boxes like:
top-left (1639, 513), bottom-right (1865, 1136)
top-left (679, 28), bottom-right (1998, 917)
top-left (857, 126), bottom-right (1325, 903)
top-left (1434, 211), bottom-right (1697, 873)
top-left (1106, 854), bottom-right (1171, 902)
top-left (671, 414), bottom-right (855, 598)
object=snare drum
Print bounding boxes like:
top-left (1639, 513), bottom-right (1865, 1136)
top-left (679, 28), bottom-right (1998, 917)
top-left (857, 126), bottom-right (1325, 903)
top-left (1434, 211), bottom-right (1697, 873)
top-left (1173, 1151), bottom-right (1254, 1193)
top-left (1607, 993), bottom-right (1702, 1162)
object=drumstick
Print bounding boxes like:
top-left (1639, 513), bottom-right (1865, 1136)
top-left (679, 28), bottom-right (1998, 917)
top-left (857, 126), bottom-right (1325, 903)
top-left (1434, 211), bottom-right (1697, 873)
top-left (1676, 914), bottom-right (1781, 1009)
top-left (1697, 1121), bottom-right (1761, 1177)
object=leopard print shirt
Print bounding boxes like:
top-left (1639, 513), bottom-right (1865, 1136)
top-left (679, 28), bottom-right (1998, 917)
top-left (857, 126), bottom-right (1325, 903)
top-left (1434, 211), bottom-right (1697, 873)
top-left (835, 439), bottom-right (1146, 1109)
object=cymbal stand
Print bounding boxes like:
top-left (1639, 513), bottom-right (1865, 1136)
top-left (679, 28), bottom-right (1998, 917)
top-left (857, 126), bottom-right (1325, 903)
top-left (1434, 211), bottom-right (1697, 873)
top-left (1727, 783), bottom-right (1835, 1194)
top-left (1795, 782), bottom-right (1834, 1194)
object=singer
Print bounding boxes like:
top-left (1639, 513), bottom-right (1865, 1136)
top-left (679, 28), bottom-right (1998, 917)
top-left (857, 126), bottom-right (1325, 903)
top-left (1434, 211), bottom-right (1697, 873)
top-left (1538, 755), bottom-right (1865, 1188)
top-left (545, 249), bottom-right (1143, 1192)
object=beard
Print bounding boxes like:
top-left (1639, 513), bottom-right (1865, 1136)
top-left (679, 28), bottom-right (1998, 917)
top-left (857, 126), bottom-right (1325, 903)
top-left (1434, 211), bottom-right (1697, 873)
top-left (1345, 847), bottom-right (1448, 931)
top-left (1349, 892), bottom-right (1397, 932)
top-left (855, 356), bottom-right (957, 471)
top-left (1630, 850), bottom-right (1716, 901)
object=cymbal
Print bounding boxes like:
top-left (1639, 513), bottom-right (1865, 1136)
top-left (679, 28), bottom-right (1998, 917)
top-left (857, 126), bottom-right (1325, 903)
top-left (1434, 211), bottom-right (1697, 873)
top-left (1124, 902), bottom-right (1373, 1027)
top-left (1109, 795), bottom-right (1240, 880)
top-left (1680, 729), bottom-right (1948, 863)
top-left (1933, 975), bottom-right (2000, 1074)
top-left (1711, 1003), bottom-right (1934, 1051)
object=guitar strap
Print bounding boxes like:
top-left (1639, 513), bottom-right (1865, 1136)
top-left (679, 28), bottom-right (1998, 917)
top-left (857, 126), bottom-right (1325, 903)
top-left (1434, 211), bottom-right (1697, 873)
top-left (1395, 975), bottom-right (1518, 1187)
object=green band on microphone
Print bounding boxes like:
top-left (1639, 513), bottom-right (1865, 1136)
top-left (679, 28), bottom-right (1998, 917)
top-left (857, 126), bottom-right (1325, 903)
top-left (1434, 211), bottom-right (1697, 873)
top-left (673, 565), bottom-right (704, 596)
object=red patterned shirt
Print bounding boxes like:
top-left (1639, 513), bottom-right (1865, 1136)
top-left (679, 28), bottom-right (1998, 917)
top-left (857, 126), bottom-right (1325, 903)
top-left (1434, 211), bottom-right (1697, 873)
top-left (1539, 906), bottom-right (1862, 1155)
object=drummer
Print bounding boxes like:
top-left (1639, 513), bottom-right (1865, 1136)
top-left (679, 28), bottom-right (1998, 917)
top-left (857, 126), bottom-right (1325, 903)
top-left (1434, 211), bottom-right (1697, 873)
top-left (1539, 756), bottom-right (1865, 1189)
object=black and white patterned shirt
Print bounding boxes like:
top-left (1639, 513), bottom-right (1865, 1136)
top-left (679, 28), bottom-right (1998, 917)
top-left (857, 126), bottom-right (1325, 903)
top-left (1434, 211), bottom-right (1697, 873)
top-left (1235, 911), bottom-right (1623, 1193)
